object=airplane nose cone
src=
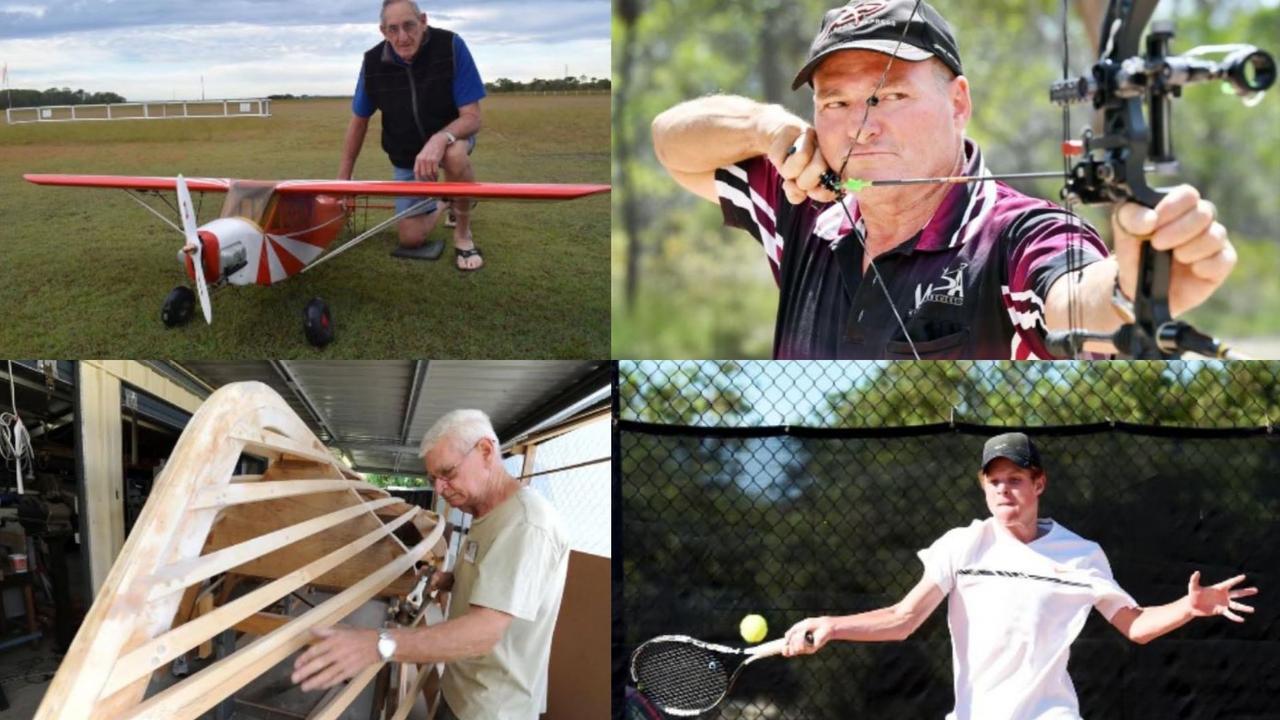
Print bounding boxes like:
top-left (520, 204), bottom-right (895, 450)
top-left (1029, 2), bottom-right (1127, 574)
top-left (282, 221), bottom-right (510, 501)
top-left (181, 229), bottom-right (222, 284)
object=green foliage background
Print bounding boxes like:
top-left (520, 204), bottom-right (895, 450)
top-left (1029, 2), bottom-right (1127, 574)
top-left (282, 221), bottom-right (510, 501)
top-left (612, 0), bottom-right (1280, 358)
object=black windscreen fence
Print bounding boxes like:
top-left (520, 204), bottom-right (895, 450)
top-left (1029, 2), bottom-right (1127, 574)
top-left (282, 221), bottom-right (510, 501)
top-left (618, 421), bottom-right (1280, 719)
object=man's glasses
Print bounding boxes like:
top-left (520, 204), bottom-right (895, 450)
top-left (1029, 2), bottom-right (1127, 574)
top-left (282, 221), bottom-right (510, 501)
top-left (383, 20), bottom-right (421, 37)
top-left (429, 440), bottom-right (479, 486)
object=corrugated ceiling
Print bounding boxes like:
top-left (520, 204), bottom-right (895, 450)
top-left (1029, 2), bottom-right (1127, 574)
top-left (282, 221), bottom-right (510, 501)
top-left (171, 361), bottom-right (609, 476)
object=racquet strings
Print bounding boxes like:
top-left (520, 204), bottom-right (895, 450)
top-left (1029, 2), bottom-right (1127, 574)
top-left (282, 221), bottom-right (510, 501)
top-left (631, 639), bottom-right (732, 714)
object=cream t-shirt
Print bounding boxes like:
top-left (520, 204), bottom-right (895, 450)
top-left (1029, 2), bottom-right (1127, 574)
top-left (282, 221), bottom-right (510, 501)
top-left (441, 487), bottom-right (570, 720)
top-left (919, 518), bottom-right (1137, 720)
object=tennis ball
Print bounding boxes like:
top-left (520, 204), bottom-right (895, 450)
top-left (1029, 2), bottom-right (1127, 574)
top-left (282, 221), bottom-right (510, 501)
top-left (739, 614), bottom-right (768, 644)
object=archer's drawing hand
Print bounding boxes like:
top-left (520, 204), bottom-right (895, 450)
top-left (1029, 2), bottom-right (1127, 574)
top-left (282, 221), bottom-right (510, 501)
top-left (1111, 185), bottom-right (1236, 317)
top-left (781, 616), bottom-right (830, 657)
top-left (1187, 571), bottom-right (1258, 622)
top-left (766, 122), bottom-right (838, 206)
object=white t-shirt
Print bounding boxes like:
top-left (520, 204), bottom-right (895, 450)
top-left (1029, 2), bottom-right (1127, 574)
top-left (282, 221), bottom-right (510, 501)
top-left (918, 518), bottom-right (1137, 720)
top-left (441, 487), bottom-right (570, 720)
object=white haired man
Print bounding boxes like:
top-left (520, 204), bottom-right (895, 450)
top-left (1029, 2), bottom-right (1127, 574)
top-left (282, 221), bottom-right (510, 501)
top-left (340, 0), bottom-right (486, 270)
top-left (292, 409), bottom-right (570, 719)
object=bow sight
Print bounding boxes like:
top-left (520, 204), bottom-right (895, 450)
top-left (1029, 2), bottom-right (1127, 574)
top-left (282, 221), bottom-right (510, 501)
top-left (1051, 24), bottom-right (1275, 207)
top-left (1044, 16), bottom-right (1274, 360)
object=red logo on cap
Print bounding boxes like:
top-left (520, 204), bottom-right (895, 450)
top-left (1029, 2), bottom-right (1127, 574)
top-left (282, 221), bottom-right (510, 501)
top-left (821, 1), bottom-right (891, 41)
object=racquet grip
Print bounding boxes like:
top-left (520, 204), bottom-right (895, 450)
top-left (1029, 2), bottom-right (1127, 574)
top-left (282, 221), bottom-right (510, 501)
top-left (748, 631), bottom-right (816, 658)
top-left (748, 637), bottom-right (789, 658)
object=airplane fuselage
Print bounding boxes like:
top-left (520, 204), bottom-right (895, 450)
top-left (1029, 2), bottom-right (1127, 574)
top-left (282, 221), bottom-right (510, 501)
top-left (179, 217), bottom-right (334, 287)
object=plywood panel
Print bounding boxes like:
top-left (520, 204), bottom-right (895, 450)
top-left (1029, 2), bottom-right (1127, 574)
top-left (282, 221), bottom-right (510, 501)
top-left (79, 363), bottom-right (125, 595)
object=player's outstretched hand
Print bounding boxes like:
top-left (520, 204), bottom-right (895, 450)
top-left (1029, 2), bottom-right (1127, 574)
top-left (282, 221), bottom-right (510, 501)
top-left (1187, 571), bottom-right (1258, 622)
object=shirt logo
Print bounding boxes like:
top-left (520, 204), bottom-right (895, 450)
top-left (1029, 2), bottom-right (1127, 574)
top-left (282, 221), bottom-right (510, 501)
top-left (463, 540), bottom-right (478, 564)
top-left (914, 262), bottom-right (967, 308)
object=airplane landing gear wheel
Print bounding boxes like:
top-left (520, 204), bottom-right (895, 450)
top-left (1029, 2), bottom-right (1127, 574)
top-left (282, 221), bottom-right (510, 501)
top-left (161, 286), bottom-right (196, 327)
top-left (303, 297), bottom-right (334, 348)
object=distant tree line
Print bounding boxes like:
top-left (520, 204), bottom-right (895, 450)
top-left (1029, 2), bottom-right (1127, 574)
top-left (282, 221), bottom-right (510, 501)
top-left (4, 87), bottom-right (127, 107)
top-left (485, 76), bottom-right (609, 93)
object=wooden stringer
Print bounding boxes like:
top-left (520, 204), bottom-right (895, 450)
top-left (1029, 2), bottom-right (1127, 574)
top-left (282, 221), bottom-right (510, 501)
top-left (35, 381), bottom-right (447, 720)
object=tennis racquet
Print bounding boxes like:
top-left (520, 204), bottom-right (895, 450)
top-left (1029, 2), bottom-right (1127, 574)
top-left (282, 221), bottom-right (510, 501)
top-left (628, 632), bottom-right (812, 716)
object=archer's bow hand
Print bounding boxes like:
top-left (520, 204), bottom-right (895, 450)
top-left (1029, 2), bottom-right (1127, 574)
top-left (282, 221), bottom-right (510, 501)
top-left (1111, 185), bottom-right (1237, 317)
top-left (769, 124), bottom-right (838, 206)
top-left (1187, 571), bottom-right (1258, 623)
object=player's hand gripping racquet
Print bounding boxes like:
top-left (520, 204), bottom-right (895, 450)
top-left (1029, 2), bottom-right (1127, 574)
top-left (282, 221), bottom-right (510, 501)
top-left (628, 632), bottom-right (814, 716)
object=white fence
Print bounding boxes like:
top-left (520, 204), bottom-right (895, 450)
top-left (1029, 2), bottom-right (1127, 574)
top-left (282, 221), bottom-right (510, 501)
top-left (5, 98), bottom-right (271, 125)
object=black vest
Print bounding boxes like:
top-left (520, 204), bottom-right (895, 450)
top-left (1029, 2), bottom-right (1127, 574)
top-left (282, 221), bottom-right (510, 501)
top-left (362, 28), bottom-right (460, 169)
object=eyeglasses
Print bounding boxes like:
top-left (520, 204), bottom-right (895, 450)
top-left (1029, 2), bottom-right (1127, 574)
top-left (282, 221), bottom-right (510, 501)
top-left (429, 440), bottom-right (479, 486)
top-left (382, 20), bottom-right (420, 37)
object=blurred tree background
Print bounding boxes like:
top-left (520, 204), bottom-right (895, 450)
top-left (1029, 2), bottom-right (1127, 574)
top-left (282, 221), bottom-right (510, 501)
top-left (611, 0), bottom-right (1280, 358)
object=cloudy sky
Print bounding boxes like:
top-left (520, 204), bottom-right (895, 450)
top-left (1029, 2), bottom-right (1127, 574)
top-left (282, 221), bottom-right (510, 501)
top-left (0, 0), bottom-right (609, 100)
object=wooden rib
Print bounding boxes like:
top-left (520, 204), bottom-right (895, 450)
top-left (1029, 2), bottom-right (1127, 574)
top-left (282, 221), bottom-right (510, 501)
top-left (101, 507), bottom-right (429, 698)
top-left (201, 493), bottom-right (433, 595)
top-left (231, 611), bottom-right (293, 636)
top-left (390, 662), bottom-right (439, 720)
top-left (303, 685), bottom-right (347, 720)
top-left (146, 496), bottom-right (402, 600)
top-left (233, 427), bottom-right (337, 466)
top-left (191, 480), bottom-right (371, 509)
top-left (121, 534), bottom-right (435, 720)
top-left (307, 662), bottom-right (382, 720)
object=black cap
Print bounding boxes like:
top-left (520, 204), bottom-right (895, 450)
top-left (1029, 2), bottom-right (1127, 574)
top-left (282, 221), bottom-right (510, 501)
top-left (982, 432), bottom-right (1042, 470)
top-left (792, 0), bottom-right (963, 91)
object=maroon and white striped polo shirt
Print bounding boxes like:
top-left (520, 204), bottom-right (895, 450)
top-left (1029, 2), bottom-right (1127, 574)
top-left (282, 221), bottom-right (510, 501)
top-left (714, 140), bottom-right (1109, 359)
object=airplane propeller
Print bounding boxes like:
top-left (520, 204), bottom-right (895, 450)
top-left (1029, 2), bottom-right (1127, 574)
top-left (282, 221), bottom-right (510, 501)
top-left (176, 175), bottom-right (212, 325)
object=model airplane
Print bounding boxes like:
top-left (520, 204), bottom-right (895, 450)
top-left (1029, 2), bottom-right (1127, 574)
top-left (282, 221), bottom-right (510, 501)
top-left (23, 173), bottom-right (610, 347)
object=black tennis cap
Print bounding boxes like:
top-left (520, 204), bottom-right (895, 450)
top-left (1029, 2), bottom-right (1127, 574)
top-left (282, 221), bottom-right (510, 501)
top-left (792, 0), bottom-right (963, 91)
top-left (982, 432), bottom-right (1042, 470)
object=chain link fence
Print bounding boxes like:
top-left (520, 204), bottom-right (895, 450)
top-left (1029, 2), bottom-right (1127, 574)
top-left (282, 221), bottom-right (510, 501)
top-left (616, 361), bottom-right (1280, 719)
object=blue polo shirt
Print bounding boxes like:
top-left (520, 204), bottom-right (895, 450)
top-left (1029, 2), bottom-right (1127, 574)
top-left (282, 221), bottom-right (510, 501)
top-left (715, 139), bottom-right (1109, 360)
top-left (353, 32), bottom-right (486, 117)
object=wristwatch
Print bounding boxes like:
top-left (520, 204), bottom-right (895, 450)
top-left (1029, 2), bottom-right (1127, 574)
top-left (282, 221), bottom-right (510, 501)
top-left (442, 131), bottom-right (457, 145)
top-left (376, 629), bottom-right (397, 662)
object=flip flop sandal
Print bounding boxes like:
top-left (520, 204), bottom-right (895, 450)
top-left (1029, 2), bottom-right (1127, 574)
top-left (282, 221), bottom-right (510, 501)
top-left (455, 246), bottom-right (484, 272)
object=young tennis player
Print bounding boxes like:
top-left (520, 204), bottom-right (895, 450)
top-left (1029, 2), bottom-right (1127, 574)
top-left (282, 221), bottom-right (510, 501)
top-left (781, 432), bottom-right (1259, 719)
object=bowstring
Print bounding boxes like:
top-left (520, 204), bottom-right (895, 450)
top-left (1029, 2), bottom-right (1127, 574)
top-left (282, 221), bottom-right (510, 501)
top-left (828, 0), bottom-right (926, 360)
top-left (1061, 0), bottom-right (1085, 358)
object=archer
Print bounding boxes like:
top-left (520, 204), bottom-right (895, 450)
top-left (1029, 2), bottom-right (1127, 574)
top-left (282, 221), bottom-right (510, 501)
top-left (651, 0), bottom-right (1234, 360)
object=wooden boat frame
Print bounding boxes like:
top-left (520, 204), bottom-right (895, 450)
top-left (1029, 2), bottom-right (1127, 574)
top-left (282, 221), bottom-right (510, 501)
top-left (35, 381), bottom-right (448, 720)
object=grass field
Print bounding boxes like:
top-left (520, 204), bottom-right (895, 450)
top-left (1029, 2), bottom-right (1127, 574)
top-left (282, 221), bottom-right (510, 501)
top-left (0, 95), bottom-right (609, 358)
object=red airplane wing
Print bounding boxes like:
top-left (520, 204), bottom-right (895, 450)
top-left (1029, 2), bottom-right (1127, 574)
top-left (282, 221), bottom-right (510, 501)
top-left (23, 174), bottom-right (233, 192)
top-left (274, 180), bottom-right (609, 201)
top-left (25, 175), bottom-right (607, 200)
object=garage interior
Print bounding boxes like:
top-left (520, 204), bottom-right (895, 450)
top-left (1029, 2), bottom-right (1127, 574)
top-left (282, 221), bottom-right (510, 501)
top-left (0, 360), bottom-right (610, 719)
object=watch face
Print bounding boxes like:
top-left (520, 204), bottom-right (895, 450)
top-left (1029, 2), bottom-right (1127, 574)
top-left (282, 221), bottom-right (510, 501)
top-left (378, 633), bottom-right (396, 660)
